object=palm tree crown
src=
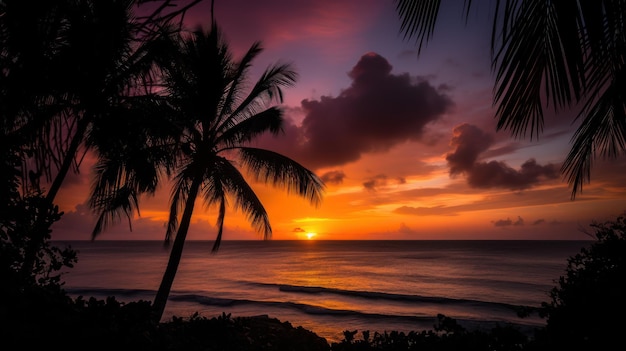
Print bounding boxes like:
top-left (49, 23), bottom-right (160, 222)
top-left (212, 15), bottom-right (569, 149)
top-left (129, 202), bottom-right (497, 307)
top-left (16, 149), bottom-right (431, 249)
top-left (158, 23), bottom-right (324, 248)
top-left (90, 23), bottom-right (325, 322)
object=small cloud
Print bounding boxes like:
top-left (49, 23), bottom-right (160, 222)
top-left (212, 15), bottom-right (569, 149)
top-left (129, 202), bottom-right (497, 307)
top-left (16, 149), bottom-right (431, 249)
top-left (363, 174), bottom-right (388, 191)
top-left (292, 227), bottom-right (306, 233)
top-left (493, 216), bottom-right (524, 227)
top-left (398, 222), bottom-right (416, 234)
top-left (320, 170), bottom-right (346, 185)
top-left (493, 218), bottom-right (513, 227)
top-left (363, 174), bottom-right (407, 191)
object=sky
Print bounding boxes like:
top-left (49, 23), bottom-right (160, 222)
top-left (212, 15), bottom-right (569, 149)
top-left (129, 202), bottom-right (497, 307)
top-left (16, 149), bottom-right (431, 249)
top-left (51, 0), bottom-right (626, 241)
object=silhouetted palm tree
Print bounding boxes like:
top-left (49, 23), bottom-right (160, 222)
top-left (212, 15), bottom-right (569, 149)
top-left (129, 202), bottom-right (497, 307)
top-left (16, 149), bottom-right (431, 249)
top-left (1, 0), bottom-right (201, 279)
top-left (89, 23), bottom-right (325, 323)
top-left (395, 0), bottom-right (626, 198)
top-left (1, 1), bottom-right (69, 178)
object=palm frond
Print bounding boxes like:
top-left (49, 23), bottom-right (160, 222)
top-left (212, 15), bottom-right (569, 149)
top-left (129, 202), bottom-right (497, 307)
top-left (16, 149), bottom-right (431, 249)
top-left (493, 1), bottom-right (584, 139)
top-left (220, 63), bottom-right (297, 133)
top-left (216, 41), bottom-right (263, 127)
top-left (162, 25), bottom-right (235, 131)
top-left (91, 185), bottom-right (139, 239)
top-left (89, 150), bottom-right (141, 238)
top-left (562, 76), bottom-right (626, 198)
top-left (89, 145), bottom-right (166, 237)
top-left (395, 0), bottom-right (441, 54)
top-left (217, 106), bottom-right (283, 147)
top-left (205, 157), bottom-right (272, 239)
top-left (238, 147), bottom-right (325, 206)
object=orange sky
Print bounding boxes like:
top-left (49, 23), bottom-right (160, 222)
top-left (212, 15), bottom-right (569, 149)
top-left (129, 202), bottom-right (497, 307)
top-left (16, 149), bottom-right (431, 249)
top-left (51, 0), bottom-right (626, 241)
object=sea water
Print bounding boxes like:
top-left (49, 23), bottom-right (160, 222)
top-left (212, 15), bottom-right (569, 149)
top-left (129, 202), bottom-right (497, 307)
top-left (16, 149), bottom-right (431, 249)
top-left (56, 240), bottom-right (588, 342)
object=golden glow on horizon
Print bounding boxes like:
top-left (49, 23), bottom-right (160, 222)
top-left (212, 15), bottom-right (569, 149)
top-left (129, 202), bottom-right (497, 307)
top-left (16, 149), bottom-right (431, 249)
top-left (306, 232), bottom-right (317, 240)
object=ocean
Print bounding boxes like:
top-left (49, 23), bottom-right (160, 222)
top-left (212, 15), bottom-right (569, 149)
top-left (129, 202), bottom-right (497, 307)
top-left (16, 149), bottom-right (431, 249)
top-left (55, 240), bottom-right (589, 343)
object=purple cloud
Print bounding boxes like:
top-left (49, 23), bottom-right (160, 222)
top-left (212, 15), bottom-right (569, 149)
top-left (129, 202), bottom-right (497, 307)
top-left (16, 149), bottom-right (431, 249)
top-left (446, 123), bottom-right (559, 190)
top-left (255, 52), bottom-right (453, 170)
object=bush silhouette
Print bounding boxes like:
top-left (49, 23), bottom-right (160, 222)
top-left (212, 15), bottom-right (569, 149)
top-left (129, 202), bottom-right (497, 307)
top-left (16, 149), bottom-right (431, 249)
top-left (538, 215), bottom-right (626, 350)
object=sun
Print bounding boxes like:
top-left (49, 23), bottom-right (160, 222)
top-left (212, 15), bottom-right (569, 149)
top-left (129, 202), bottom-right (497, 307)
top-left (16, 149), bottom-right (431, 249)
top-left (306, 232), bottom-right (317, 240)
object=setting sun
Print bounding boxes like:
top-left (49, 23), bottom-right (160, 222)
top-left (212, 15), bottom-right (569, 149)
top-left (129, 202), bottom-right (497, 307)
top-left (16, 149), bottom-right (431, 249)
top-left (306, 232), bottom-right (317, 240)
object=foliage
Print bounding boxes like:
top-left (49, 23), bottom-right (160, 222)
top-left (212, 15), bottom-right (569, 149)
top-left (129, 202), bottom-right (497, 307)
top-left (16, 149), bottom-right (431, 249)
top-left (330, 314), bottom-right (529, 351)
top-left (0, 142), bottom-right (77, 290)
top-left (395, 0), bottom-right (626, 198)
top-left (0, 0), bottom-right (202, 283)
top-left (1, 294), bottom-right (157, 350)
top-left (1, 137), bottom-right (77, 349)
top-left (537, 214), bottom-right (626, 350)
top-left (156, 313), bottom-right (329, 351)
top-left (0, 190), bottom-right (77, 287)
top-left (0, 0), bottom-right (200, 199)
top-left (2, 296), bottom-right (329, 351)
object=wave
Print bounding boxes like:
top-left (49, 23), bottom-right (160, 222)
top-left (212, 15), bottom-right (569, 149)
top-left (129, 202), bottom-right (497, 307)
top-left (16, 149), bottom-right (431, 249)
top-left (65, 283), bottom-right (540, 317)
top-left (66, 287), bottom-right (155, 298)
top-left (169, 294), bottom-right (433, 321)
top-left (245, 282), bottom-right (538, 313)
top-left (64, 286), bottom-right (544, 335)
top-left (167, 293), bottom-right (544, 334)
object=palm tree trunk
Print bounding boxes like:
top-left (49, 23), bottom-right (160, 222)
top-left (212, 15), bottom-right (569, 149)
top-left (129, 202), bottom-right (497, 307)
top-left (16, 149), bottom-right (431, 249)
top-left (152, 176), bottom-right (202, 323)
top-left (46, 116), bottom-right (90, 202)
top-left (20, 116), bottom-right (90, 280)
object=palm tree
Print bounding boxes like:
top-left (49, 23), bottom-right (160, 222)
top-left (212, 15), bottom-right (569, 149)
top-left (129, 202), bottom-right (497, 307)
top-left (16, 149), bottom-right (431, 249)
top-left (1, 0), bottom-right (201, 279)
top-left (89, 23), bottom-right (325, 323)
top-left (395, 0), bottom-right (626, 198)
top-left (5, 0), bottom-right (166, 279)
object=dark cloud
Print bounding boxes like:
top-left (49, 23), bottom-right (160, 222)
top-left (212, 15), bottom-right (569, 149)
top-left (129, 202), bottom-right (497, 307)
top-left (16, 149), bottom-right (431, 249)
top-left (492, 216), bottom-right (524, 227)
top-left (532, 218), bottom-right (563, 226)
top-left (446, 123), bottom-right (559, 190)
top-left (320, 170), bottom-right (346, 185)
top-left (363, 174), bottom-right (388, 191)
top-left (447, 124), bottom-right (493, 175)
top-left (467, 159), bottom-right (559, 189)
top-left (292, 227), bottom-right (306, 233)
top-left (256, 52), bottom-right (453, 170)
top-left (300, 52), bottom-right (452, 168)
top-left (493, 218), bottom-right (513, 227)
top-left (362, 173), bottom-right (406, 191)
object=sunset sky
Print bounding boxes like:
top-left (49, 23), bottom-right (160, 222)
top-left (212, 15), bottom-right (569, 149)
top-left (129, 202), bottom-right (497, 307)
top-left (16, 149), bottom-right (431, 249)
top-left (51, 0), bottom-right (626, 241)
